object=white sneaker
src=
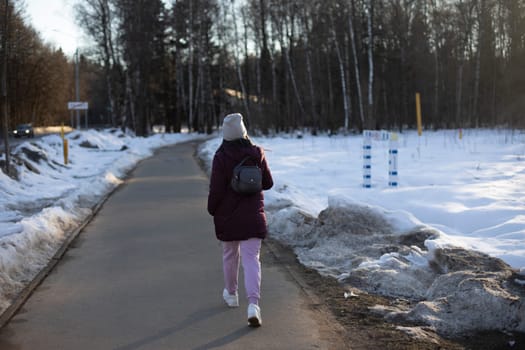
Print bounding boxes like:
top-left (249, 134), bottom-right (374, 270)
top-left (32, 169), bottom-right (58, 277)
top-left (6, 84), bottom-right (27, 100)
top-left (223, 289), bottom-right (239, 307)
top-left (247, 303), bottom-right (262, 327)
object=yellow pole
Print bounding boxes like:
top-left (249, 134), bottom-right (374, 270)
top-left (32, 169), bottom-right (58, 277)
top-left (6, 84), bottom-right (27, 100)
top-left (63, 139), bottom-right (68, 165)
top-left (61, 123), bottom-right (68, 164)
top-left (415, 92), bottom-right (422, 136)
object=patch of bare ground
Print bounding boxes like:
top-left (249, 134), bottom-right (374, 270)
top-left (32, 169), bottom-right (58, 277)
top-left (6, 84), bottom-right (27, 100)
top-left (264, 238), bottom-right (525, 350)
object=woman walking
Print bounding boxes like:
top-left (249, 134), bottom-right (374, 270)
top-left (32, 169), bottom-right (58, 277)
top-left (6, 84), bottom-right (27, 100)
top-left (207, 113), bottom-right (273, 327)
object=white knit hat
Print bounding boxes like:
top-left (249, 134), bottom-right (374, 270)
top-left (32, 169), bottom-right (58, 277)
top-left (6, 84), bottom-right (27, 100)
top-left (222, 113), bottom-right (248, 141)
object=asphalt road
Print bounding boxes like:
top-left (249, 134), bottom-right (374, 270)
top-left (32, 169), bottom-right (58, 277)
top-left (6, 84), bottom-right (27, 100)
top-left (0, 136), bottom-right (25, 151)
top-left (0, 141), bottom-right (345, 349)
top-left (1, 135), bottom-right (40, 153)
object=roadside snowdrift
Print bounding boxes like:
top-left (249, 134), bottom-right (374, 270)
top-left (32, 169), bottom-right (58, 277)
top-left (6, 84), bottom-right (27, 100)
top-left (267, 198), bottom-right (524, 335)
top-left (0, 129), bottom-right (206, 314)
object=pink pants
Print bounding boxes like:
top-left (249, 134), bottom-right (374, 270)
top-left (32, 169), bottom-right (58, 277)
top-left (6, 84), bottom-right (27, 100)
top-left (222, 238), bottom-right (262, 305)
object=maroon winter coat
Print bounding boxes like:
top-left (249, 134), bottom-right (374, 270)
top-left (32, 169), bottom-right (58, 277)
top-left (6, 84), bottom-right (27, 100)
top-left (207, 139), bottom-right (273, 241)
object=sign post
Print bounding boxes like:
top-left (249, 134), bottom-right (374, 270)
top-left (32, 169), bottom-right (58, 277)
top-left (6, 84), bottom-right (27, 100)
top-left (363, 130), bottom-right (399, 188)
top-left (388, 133), bottom-right (399, 187)
top-left (363, 132), bottom-right (372, 188)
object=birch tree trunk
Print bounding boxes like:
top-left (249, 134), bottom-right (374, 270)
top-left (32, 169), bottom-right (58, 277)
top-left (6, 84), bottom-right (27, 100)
top-left (176, 51), bottom-right (186, 130)
top-left (348, 5), bottom-right (365, 129)
top-left (268, 31), bottom-right (278, 126)
top-left (196, 6), bottom-right (205, 132)
top-left (366, 0), bottom-right (374, 129)
top-left (455, 60), bottom-right (463, 127)
top-left (324, 47), bottom-right (335, 128)
top-left (242, 7), bottom-right (251, 97)
top-left (230, 0), bottom-right (251, 121)
top-left (473, 37), bottom-right (481, 127)
top-left (281, 2), bottom-right (306, 124)
top-left (258, 0), bottom-right (270, 103)
top-left (430, 0), bottom-right (440, 127)
top-left (124, 69), bottom-right (136, 131)
top-left (473, 0), bottom-right (485, 128)
top-left (433, 43), bottom-right (439, 126)
top-left (216, 2), bottom-right (227, 123)
top-left (301, 4), bottom-right (317, 129)
top-left (264, 17), bottom-right (279, 128)
top-left (330, 11), bottom-right (350, 131)
top-left (284, 46), bottom-right (306, 122)
top-left (255, 44), bottom-right (264, 122)
top-left (455, 0), bottom-right (474, 128)
top-left (305, 44), bottom-right (316, 128)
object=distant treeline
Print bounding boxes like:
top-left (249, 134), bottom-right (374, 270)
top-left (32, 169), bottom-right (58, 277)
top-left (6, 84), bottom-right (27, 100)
top-left (2, 0), bottom-right (525, 136)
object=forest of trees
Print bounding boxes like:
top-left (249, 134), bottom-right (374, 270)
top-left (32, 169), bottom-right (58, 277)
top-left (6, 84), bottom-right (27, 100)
top-left (1, 0), bottom-right (525, 138)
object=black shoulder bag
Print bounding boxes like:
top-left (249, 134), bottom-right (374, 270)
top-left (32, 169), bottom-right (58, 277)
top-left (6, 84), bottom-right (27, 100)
top-left (231, 156), bottom-right (262, 195)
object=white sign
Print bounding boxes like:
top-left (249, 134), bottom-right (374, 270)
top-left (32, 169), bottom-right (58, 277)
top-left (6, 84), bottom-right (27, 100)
top-left (68, 102), bottom-right (89, 110)
top-left (363, 129), bottom-right (390, 141)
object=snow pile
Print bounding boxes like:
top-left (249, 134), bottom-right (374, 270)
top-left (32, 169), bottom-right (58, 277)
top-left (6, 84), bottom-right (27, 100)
top-left (268, 198), bottom-right (524, 335)
top-left (0, 128), bottom-right (206, 313)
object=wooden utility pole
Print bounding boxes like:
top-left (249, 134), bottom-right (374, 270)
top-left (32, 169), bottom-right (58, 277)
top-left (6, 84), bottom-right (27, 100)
top-left (2, 0), bottom-right (10, 175)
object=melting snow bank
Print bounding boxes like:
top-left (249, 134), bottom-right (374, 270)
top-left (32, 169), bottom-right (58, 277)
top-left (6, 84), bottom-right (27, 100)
top-left (0, 128), bottom-right (207, 315)
top-left (267, 196), bottom-right (525, 336)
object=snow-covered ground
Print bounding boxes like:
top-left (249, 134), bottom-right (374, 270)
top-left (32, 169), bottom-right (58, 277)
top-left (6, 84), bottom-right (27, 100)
top-left (1, 127), bottom-right (524, 336)
top-left (198, 128), bottom-right (525, 336)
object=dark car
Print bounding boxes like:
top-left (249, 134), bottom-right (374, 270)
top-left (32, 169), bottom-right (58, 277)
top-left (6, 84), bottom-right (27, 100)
top-left (13, 123), bottom-right (35, 138)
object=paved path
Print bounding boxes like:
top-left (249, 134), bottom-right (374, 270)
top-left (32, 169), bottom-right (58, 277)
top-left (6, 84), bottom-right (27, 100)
top-left (0, 142), bottom-right (345, 350)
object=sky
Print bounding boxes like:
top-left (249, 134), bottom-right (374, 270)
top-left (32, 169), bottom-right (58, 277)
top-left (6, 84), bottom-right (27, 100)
top-left (23, 0), bottom-right (172, 58)
top-left (24, 0), bottom-right (84, 57)
top-left (1, 127), bottom-right (524, 335)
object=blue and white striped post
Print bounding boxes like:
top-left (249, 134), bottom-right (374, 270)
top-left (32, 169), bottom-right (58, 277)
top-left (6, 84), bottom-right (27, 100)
top-left (363, 131), bottom-right (372, 188)
top-left (388, 133), bottom-right (399, 187)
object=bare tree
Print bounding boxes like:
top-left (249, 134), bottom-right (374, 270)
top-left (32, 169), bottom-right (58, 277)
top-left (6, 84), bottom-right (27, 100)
top-left (76, 0), bottom-right (122, 127)
top-left (270, 0), bottom-right (306, 127)
top-left (115, 0), bottom-right (166, 136)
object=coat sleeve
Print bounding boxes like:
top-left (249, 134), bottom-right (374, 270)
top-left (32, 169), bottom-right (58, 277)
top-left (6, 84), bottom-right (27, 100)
top-left (259, 148), bottom-right (274, 191)
top-left (207, 153), bottom-right (228, 216)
